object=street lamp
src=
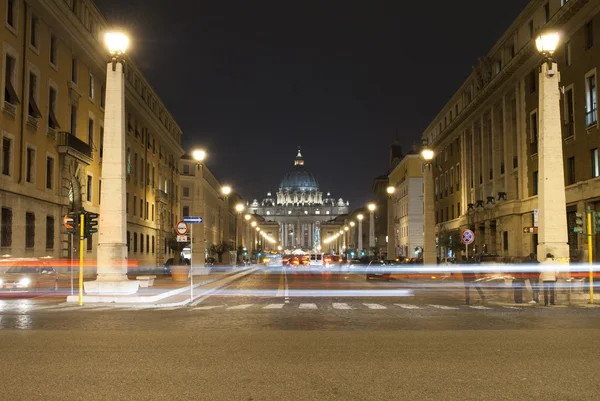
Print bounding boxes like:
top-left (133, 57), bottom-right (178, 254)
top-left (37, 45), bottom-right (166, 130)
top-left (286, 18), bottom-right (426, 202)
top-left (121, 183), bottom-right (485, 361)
top-left (367, 203), bottom-right (376, 256)
top-left (420, 140), bottom-right (436, 265)
top-left (190, 148), bottom-right (208, 273)
top-left (386, 186), bottom-right (396, 260)
top-left (534, 30), bottom-right (568, 263)
top-left (357, 214), bottom-right (364, 254)
top-left (235, 203), bottom-right (244, 256)
top-left (88, 31), bottom-right (137, 296)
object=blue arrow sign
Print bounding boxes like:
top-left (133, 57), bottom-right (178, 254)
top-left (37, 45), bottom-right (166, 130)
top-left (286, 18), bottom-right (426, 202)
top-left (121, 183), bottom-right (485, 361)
top-left (184, 216), bottom-right (203, 224)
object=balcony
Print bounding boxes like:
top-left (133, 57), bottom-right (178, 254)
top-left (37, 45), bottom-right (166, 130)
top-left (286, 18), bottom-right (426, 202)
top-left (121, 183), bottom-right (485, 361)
top-left (57, 131), bottom-right (92, 165)
top-left (155, 189), bottom-right (169, 204)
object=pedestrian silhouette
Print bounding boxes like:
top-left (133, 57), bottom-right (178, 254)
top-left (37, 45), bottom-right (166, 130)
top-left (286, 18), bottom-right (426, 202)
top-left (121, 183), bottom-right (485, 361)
top-left (462, 256), bottom-right (485, 305)
top-left (526, 253), bottom-right (540, 304)
top-left (540, 253), bottom-right (557, 306)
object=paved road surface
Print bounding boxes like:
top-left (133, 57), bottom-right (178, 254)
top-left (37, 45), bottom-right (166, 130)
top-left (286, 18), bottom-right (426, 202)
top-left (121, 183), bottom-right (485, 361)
top-left (1, 267), bottom-right (599, 400)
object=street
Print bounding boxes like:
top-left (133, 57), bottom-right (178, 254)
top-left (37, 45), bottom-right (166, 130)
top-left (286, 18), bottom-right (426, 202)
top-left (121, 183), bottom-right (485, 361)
top-left (1, 267), bottom-right (600, 400)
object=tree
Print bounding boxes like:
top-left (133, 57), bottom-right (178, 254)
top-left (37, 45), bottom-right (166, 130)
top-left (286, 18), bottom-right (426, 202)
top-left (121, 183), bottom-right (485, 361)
top-left (166, 232), bottom-right (188, 265)
top-left (208, 241), bottom-right (232, 263)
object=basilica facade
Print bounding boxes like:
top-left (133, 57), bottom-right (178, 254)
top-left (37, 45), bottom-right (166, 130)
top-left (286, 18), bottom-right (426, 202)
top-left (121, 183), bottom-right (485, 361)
top-left (248, 149), bottom-right (349, 250)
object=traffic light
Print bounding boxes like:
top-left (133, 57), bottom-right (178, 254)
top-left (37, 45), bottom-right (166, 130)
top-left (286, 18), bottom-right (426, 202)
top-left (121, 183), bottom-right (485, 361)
top-left (574, 212), bottom-right (584, 234)
top-left (593, 212), bottom-right (600, 235)
top-left (64, 212), bottom-right (80, 235)
top-left (84, 212), bottom-right (99, 237)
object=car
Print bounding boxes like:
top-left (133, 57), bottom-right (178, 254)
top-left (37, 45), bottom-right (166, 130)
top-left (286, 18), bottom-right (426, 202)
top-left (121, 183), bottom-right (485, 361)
top-left (366, 260), bottom-right (393, 281)
top-left (0, 265), bottom-right (59, 292)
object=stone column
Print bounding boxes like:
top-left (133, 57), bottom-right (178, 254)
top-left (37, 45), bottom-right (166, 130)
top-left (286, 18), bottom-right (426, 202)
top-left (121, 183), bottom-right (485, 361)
top-left (423, 163), bottom-right (436, 265)
top-left (537, 62), bottom-right (569, 261)
top-left (387, 194), bottom-right (395, 259)
top-left (86, 61), bottom-right (138, 294)
top-left (358, 219), bottom-right (363, 252)
top-left (192, 164), bottom-right (206, 272)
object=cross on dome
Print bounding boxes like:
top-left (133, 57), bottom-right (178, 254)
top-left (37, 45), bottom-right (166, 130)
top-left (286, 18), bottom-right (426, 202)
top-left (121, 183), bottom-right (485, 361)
top-left (294, 146), bottom-right (304, 166)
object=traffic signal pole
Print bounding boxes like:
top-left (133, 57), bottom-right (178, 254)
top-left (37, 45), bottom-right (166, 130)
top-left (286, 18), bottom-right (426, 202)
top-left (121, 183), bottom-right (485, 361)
top-left (79, 211), bottom-right (85, 306)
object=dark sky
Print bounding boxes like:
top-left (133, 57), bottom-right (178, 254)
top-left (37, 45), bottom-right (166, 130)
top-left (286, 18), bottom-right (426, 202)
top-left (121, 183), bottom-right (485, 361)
top-left (94, 0), bottom-right (526, 208)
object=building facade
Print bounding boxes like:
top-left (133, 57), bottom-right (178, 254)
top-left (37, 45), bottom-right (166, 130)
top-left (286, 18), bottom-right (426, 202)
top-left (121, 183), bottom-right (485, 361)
top-left (388, 153), bottom-right (424, 259)
top-left (0, 0), bottom-right (183, 268)
top-left (249, 148), bottom-right (349, 251)
top-left (421, 0), bottom-right (600, 260)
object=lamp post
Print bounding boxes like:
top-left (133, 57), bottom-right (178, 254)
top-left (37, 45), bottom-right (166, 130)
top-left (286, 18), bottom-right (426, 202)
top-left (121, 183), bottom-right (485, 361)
top-left (368, 203), bottom-right (376, 256)
top-left (251, 221), bottom-right (257, 253)
top-left (386, 186), bottom-right (396, 260)
top-left (349, 221), bottom-right (355, 250)
top-left (86, 31), bottom-right (138, 295)
top-left (244, 214), bottom-right (251, 251)
top-left (235, 203), bottom-right (244, 255)
top-left (357, 214), bottom-right (364, 254)
top-left (191, 149), bottom-right (207, 273)
top-left (219, 185), bottom-right (231, 263)
top-left (535, 31), bottom-right (569, 262)
top-left (420, 141), bottom-right (436, 265)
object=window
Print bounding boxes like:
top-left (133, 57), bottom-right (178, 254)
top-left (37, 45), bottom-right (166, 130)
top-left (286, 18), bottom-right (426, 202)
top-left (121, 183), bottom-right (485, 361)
top-left (544, 3), bottom-right (550, 23)
top-left (140, 158), bottom-right (144, 186)
top-left (140, 234), bottom-right (144, 253)
top-left (183, 206), bottom-right (190, 216)
top-left (30, 14), bottom-right (39, 49)
top-left (46, 216), bottom-right (54, 249)
top-left (592, 149), bottom-right (599, 178)
top-left (532, 171), bottom-right (539, 196)
top-left (528, 20), bottom-right (534, 39)
top-left (529, 70), bottom-right (536, 93)
top-left (565, 41), bottom-right (571, 66)
top-left (4, 54), bottom-right (19, 104)
top-left (146, 162), bottom-right (150, 185)
top-left (127, 231), bottom-right (130, 251)
top-left (25, 212), bottom-right (35, 248)
top-left (70, 105), bottom-right (77, 135)
top-left (183, 187), bottom-right (190, 197)
top-left (86, 175), bottom-right (92, 202)
top-left (133, 195), bottom-right (137, 216)
top-left (152, 166), bottom-right (155, 187)
top-left (134, 153), bottom-right (138, 182)
top-left (145, 202), bottom-right (148, 219)
top-left (126, 193), bottom-right (129, 214)
top-left (503, 232), bottom-right (509, 251)
top-left (88, 117), bottom-right (94, 145)
top-left (2, 136), bottom-right (11, 176)
top-left (46, 156), bottom-right (54, 189)
top-left (98, 179), bottom-right (101, 204)
top-left (1, 207), bottom-right (12, 247)
top-left (586, 21), bottom-right (594, 50)
top-left (87, 235), bottom-right (92, 251)
top-left (26, 147), bottom-right (35, 183)
top-left (99, 126), bottom-right (104, 159)
top-left (133, 233), bottom-right (137, 252)
top-left (530, 112), bottom-right (538, 154)
top-left (457, 202), bottom-right (461, 216)
top-left (586, 73), bottom-right (597, 126)
top-left (567, 156), bottom-right (575, 185)
top-left (71, 57), bottom-right (78, 83)
top-left (88, 72), bottom-right (94, 100)
top-left (48, 87), bottom-right (59, 129)
top-left (146, 234), bottom-right (150, 254)
top-left (183, 164), bottom-right (189, 175)
top-left (152, 235), bottom-right (155, 254)
top-left (140, 199), bottom-right (143, 218)
top-left (126, 147), bottom-right (131, 175)
top-left (50, 34), bottom-right (57, 65)
top-left (563, 87), bottom-right (574, 138)
top-left (151, 204), bottom-right (154, 221)
top-left (6, 0), bottom-right (16, 29)
top-left (28, 71), bottom-right (41, 118)
top-left (100, 84), bottom-right (105, 109)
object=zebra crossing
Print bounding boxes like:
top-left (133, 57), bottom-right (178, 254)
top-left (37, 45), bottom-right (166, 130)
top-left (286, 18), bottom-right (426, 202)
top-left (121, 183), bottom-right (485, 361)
top-left (0, 301), bottom-right (565, 314)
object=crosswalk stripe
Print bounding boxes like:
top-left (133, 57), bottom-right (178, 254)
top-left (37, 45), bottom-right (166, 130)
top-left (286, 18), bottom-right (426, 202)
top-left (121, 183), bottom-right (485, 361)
top-left (299, 303), bottom-right (318, 310)
top-left (263, 304), bottom-right (285, 309)
top-left (469, 305), bottom-right (493, 310)
top-left (332, 303), bottom-right (352, 310)
top-left (192, 306), bottom-right (223, 310)
top-left (394, 304), bottom-right (421, 309)
top-left (364, 303), bottom-right (387, 309)
top-left (429, 304), bottom-right (459, 310)
top-left (227, 304), bottom-right (254, 310)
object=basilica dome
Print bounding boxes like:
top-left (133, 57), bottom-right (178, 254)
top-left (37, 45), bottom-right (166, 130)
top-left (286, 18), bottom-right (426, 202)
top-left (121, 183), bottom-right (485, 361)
top-left (279, 148), bottom-right (319, 192)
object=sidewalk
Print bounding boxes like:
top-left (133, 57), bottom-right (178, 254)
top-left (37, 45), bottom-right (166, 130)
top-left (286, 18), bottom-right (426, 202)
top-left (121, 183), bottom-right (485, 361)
top-left (65, 265), bottom-right (259, 306)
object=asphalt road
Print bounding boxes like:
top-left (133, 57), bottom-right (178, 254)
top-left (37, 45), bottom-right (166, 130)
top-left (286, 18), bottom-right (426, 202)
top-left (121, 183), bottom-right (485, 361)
top-left (1, 267), bottom-right (600, 400)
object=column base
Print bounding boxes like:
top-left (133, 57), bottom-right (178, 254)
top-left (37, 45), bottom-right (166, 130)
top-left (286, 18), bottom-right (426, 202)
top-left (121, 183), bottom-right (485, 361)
top-left (83, 279), bottom-right (140, 295)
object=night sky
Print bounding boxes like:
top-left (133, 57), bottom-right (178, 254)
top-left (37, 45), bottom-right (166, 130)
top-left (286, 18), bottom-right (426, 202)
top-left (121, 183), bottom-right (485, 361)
top-left (94, 0), bottom-right (526, 208)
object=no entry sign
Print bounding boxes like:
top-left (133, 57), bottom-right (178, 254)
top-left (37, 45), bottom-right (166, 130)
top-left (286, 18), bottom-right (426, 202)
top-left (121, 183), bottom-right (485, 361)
top-left (175, 221), bottom-right (188, 236)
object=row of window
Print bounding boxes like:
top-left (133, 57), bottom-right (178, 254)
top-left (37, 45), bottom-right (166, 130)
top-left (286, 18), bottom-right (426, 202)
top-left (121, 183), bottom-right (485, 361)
top-left (436, 203), bottom-right (462, 224)
top-left (126, 232), bottom-right (156, 255)
top-left (0, 208), bottom-right (54, 249)
top-left (435, 164), bottom-right (461, 200)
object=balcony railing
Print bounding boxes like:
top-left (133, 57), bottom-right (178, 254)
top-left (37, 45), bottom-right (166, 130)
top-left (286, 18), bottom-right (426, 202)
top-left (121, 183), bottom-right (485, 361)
top-left (155, 189), bottom-right (169, 204)
top-left (586, 109), bottom-right (597, 127)
top-left (563, 120), bottom-right (574, 139)
top-left (57, 131), bottom-right (92, 165)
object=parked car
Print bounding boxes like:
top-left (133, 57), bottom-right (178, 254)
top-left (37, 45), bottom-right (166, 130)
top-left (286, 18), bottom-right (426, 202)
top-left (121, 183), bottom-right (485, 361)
top-left (0, 265), bottom-right (59, 292)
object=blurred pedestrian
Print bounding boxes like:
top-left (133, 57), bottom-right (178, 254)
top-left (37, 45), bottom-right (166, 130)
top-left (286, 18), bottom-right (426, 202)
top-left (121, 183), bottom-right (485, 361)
top-left (511, 257), bottom-right (525, 304)
top-left (526, 253), bottom-right (540, 304)
top-left (462, 256), bottom-right (485, 305)
top-left (540, 253), bottom-right (558, 306)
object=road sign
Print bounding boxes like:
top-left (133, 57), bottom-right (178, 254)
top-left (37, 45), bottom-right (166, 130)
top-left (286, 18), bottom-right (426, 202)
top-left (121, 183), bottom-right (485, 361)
top-left (523, 227), bottom-right (538, 234)
top-left (176, 235), bottom-right (189, 242)
top-left (184, 216), bottom-right (203, 224)
top-left (175, 220), bottom-right (188, 235)
top-left (461, 229), bottom-right (475, 245)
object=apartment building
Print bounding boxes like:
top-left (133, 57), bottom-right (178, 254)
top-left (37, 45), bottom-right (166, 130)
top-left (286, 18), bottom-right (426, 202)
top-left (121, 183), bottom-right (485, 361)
top-left (422, 0), bottom-right (600, 260)
top-left (0, 0), bottom-right (183, 267)
top-left (388, 153), bottom-right (424, 259)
